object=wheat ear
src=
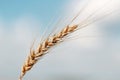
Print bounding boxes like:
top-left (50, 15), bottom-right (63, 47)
top-left (19, 24), bottom-right (78, 80)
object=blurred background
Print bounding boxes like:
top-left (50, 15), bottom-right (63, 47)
top-left (0, 0), bottom-right (120, 80)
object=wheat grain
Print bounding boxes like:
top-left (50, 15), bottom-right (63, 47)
top-left (19, 11), bottom-right (114, 80)
top-left (18, 1), bottom-right (117, 79)
top-left (19, 24), bottom-right (78, 80)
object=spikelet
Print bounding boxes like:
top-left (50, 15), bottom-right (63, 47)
top-left (19, 25), bottom-right (78, 80)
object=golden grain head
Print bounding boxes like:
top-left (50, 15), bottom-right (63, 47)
top-left (19, 25), bottom-right (78, 80)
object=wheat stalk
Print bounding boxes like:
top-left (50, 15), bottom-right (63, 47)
top-left (19, 1), bottom-right (116, 79)
top-left (18, 11), bottom-right (114, 80)
top-left (18, 10), bottom-right (113, 80)
top-left (19, 24), bottom-right (79, 80)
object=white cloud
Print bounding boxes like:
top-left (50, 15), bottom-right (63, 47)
top-left (66, 0), bottom-right (120, 26)
top-left (0, 16), bottom-right (42, 79)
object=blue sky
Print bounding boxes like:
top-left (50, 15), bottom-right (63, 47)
top-left (0, 0), bottom-right (120, 80)
top-left (0, 0), bottom-right (69, 23)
